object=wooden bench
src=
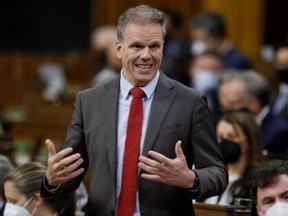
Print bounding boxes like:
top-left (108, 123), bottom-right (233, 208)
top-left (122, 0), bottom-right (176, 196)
top-left (194, 203), bottom-right (234, 216)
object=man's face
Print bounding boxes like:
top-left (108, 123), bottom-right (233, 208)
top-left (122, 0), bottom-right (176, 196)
top-left (190, 55), bottom-right (223, 80)
top-left (219, 80), bottom-right (248, 111)
top-left (257, 174), bottom-right (288, 216)
top-left (116, 23), bottom-right (164, 86)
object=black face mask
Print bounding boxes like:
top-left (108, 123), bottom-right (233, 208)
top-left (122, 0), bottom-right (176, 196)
top-left (219, 139), bottom-right (241, 164)
top-left (276, 68), bottom-right (288, 84)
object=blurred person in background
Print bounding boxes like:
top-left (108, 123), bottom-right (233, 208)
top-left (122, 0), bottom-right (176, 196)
top-left (218, 71), bottom-right (288, 156)
top-left (160, 9), bottom-right (190, 86)
top-left (90, 26), bottom-right (121, 85)
top-left (38, 60), bottom-right (67, 104)
top-left (4, 162), bottom-right (75, 216)
top-left (218, 72), bottom-right (249, 112)
top-left (0, 109), bottom-right (14, 164)
top-left (250, 160), bottom-right (288, 216)
top-left (218, 71), bottom-right (271, 121)
top-left (205, 110), bottom-right (263, 206)
top-left (243, 71), bottom-right (288, 156)
top-left (273, 47), bottom-right (288, 117)
top-left (0, 155), bottom-right (14, 215)
top-left (189, 50), bottom-right (224, 118)
top-left (190, 12), bottom-right (251, 70)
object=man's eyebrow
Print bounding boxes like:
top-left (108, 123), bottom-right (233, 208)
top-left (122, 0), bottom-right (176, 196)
top-left (128, 41), bottom-right (144, 47)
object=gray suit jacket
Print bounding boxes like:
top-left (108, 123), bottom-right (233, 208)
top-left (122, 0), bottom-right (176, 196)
top-left (42, 73), bottom-right (227, 216)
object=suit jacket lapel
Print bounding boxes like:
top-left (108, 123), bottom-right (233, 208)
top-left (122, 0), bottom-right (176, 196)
top-left (142, 73), bottom-right (176, 156)
top-left (103, 78), bottom-right (120, 181)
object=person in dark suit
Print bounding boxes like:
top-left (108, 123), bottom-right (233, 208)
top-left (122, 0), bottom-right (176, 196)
top-left (41, 5), bottom-right (227, 216)
top-left (190, 12), bottom-right (252, 70)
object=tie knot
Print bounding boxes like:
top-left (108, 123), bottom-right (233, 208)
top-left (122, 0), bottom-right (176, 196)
top-left (130, 87), bottom-right (145, 98)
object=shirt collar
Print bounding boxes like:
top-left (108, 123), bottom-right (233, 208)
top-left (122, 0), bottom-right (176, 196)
top-left (256, 105), bottom-right (270, 125)
top-left (120, 70), bottom-right (160, 100)
top-left (279, 83), bottom-right (288, 95)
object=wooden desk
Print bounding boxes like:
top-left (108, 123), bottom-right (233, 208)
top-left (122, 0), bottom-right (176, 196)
top-left (194, 203), bottom-right (234, 216)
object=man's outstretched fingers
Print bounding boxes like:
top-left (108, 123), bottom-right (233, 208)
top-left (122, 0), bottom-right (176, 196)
top-left (53, 153), bottom-right (81, 172)
top-left (148, 151), bottom-right (172, 166)
top-left (57, 158), bottom-right (84, 177)
top-left (56, 168), bottom-right (85, 184)
top-left (52, 147), bottom-right (74, 163)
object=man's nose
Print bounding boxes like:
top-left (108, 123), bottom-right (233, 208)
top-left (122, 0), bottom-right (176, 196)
top-left (140, 47), bottom-right (152, 60)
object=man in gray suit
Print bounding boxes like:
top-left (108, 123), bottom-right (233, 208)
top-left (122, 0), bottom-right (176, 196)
top-left (41, 5), bottom-right (227, 216)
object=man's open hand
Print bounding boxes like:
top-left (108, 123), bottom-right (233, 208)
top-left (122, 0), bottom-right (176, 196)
top-left (46, 139), bottom-right (84, 186)
top-left (139, 140), bottom-right (196, 188)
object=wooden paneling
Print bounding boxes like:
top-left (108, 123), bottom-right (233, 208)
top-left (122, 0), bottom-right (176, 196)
top-left (91, 0), bottom-right (202, 28)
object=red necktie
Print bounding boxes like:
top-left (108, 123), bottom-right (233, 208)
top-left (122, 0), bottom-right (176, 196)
top-left (117, 87), bottom-right (145, 216)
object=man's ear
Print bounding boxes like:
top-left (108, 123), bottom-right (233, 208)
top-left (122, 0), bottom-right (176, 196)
top-left (115, 40), bottom-right (123, 59)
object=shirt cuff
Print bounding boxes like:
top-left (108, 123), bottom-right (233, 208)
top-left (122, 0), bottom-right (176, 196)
top-left (43, 176), bottom-right (61, 193)
top-left (187, 170), bottom-right (200, 196)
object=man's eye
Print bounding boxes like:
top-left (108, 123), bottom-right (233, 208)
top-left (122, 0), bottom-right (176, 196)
top-left (132, 44), bottom-right (142, 49)
top-left (150, 44), bottom-right (160, 49)
top-left (282, 193), bottom-right (288, 200)
top-left (262, 198), bottom-right (274, 205)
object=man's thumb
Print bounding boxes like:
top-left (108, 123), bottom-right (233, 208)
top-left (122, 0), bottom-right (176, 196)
top-left (175, 140), bottom-right (184, 159)
top-left (46, 139), bottom-right (56, 157)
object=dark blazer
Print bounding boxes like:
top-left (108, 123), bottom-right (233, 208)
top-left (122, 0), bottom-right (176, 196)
top-left (42, 73), bottom-right (227, 216)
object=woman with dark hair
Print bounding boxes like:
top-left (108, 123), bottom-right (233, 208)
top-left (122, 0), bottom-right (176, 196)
top-left (205, 110), bottom-right (263, 205)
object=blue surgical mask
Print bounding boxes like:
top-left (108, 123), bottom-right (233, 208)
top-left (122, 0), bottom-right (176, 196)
top-left (193, 69), bottom-right (219, 92)
top-left (4, 202), bottom-right (31, 216)
top-left (191, 40), bottom-right (207, 55)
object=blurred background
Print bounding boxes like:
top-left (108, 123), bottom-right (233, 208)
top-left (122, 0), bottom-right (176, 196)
top-left (1, 0), bottom-right (288, 165)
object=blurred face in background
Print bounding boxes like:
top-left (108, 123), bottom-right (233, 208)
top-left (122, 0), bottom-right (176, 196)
top-left (217, 120), bottom-right (248, 156)
top-left (4, 180), bottom-right (26, 205)
top-left (116, 22), bottom-right (164, 86)
top-left (190, 28), bottom-right (222, 55)
top-left (219, 79), bottom-right (248, 111)
top-left (190, 53), bottom-right (223, 92)
top-left (257, 174), bottom-right (288, 216)
top-left (4, 179), bottom-right (40, 215)
top-left (276, 48), bottom-right (288, 85)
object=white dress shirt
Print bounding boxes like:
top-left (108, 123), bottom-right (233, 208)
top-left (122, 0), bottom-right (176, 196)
top-left (117, 71), bottom-right (159, 216)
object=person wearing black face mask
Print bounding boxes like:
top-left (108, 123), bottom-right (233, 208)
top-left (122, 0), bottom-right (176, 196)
top-left (205, 111), bottom-right (263, 206)
top-left (219, 138), bottom-right (241, 164)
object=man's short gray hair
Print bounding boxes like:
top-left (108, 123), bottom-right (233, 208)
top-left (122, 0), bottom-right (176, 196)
top-left (219, 70), bottom-right (271, 107)
top-left (117, 5), bottom-right (166, 40)
top-left (243, 71), bottom-right (271, 107)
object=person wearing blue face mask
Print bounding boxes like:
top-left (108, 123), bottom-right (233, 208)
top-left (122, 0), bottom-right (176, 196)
top-left (3, 162), bottom-right (70, 216)
top-left (189, 50), bottom-right (224, 121)
top-left (3, 202), bottom-right (31, 216)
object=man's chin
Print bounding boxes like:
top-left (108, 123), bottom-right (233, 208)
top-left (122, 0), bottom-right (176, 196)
top-left (134, 74), bottom-right (155, 86)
